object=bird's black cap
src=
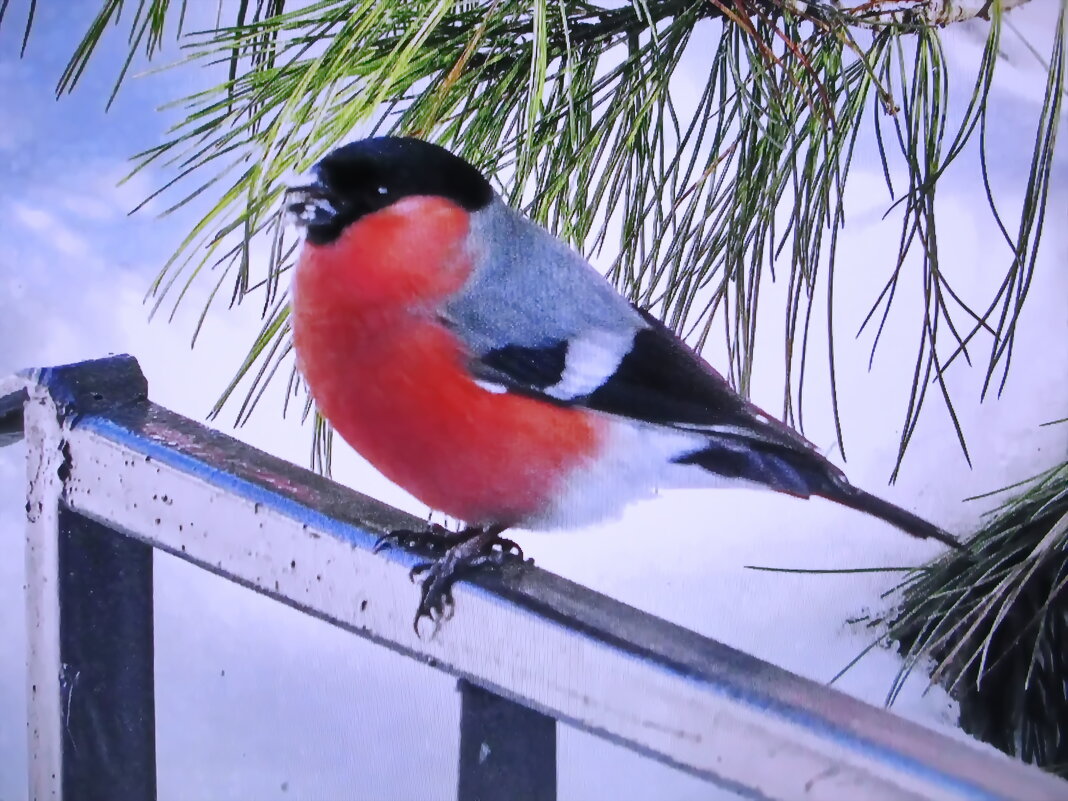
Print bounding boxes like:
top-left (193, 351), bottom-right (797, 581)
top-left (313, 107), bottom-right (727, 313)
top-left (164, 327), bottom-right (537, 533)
top-left (287, 137), bottom-right (495, 245)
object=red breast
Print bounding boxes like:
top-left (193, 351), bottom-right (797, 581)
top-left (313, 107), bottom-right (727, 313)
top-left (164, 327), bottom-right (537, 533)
top-left (292, 195), bottom-right (603, 525)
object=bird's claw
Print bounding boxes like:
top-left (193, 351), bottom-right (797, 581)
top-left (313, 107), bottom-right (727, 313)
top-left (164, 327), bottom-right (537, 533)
top-left (410, 558), bottom-right (460, 628)
top-left (373, 522), bottom-right (458, 555)
top-left (401, 526), bottom-right (524, 634)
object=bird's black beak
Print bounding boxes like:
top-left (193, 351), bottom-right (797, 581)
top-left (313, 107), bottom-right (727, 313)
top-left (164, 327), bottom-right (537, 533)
top-left (284, 178), bottom-right (338, 231)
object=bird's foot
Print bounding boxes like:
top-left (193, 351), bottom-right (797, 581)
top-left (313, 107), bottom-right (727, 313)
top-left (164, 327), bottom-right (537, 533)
top-left (400, 525), bottom-right (523, 633)
top-left (373, 522), bottom-right (470, 555)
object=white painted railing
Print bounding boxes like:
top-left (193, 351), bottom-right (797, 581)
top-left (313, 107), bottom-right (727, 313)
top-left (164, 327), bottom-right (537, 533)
top-left (2, 355), bottom-right (1065, 801)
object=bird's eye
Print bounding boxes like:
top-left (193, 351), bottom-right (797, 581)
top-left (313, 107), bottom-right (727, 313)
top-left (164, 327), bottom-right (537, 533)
top-left (376, 185), bottom-right (389, 196)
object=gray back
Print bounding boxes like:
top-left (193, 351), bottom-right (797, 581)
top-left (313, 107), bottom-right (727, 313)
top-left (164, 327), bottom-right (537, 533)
top-left (442, 197), bottom-right (644, 355)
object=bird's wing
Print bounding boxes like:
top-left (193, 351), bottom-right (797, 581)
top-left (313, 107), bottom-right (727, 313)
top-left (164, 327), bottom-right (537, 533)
top-left (440, 201), bottom-right (839, 495)
top-left (461, 305), bottom-right (820, 455)
top-left (456, 305), bottom-right (844, 498)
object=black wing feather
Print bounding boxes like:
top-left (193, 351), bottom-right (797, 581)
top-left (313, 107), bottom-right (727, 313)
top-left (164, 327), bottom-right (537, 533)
top-left (584, 316), bottom-right (747, 426)
top-left (477, 341), bottom-right (569, 389)
top-left (472, 306), bottom-right (812, 451)
top-left (585, 309), bottom-right (818, 453)
top-left (470, 312), bottom-right (831, 496)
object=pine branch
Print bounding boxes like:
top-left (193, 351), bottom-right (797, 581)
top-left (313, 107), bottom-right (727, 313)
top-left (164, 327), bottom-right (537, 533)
top-left (2, 0), bottom-right (1060, 481)
top-left (888, 454), bottom-right (1068, 775)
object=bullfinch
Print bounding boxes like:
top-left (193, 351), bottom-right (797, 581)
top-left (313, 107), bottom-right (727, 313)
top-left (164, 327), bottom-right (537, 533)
top-left (285, 136), bottom-right (959, 626)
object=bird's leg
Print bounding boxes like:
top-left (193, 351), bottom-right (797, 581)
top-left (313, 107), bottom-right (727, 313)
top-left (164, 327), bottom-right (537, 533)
top-left (406, 524), bottom-right (523, 631)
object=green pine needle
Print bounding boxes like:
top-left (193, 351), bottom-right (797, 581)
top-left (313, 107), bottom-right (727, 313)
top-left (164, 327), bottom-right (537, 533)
top-left (5, 0), bottom-right (1063, 476)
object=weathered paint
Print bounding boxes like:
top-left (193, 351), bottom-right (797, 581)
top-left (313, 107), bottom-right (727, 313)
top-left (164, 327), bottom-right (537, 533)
top-left (17, 361), bottom-right (158, 801)
top-left (23, 384), bottom-right (65, 801)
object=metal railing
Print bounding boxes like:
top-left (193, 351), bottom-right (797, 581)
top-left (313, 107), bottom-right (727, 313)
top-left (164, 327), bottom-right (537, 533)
top-left (2, 355), bottom-right (1065, 801)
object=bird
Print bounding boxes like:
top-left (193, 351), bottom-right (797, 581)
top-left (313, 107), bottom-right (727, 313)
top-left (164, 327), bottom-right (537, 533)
top-left (285, 136), bottom-right (960, 627)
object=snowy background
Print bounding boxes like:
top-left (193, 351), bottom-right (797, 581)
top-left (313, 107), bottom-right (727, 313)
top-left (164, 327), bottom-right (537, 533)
top-left (1, 2), bottom-right (1066, 799)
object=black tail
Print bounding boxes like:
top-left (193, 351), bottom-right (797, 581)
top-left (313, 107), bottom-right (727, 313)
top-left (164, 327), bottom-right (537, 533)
top-left (676, 439), bottom-right (963, 550)
top-left (822, 483), bottom-right (963, 550)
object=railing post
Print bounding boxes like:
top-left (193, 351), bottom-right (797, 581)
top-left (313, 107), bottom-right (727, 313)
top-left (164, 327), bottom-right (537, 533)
top-left (22, 359), bottom-right (156, 801)
top-left (24, 384), bottom-right (67, 800)
top-left (56, 507), bottom-right (156, 800)
top-left (457, 679), bottom-right (556, 801)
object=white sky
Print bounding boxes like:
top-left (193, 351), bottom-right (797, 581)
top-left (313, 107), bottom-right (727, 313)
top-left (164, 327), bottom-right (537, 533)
top-left (0, 2), bottom-right (1065, 800)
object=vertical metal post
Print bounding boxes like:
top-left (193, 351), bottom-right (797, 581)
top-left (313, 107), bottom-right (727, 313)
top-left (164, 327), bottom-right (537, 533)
top-left (23, 358), bottom-right (156, 801)
top-left (25, 386), bottom-right (66, 801)
top-left (56, 506), bottom-right (156, 800)
top-left (457, 679), bottom-right (556, 801)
